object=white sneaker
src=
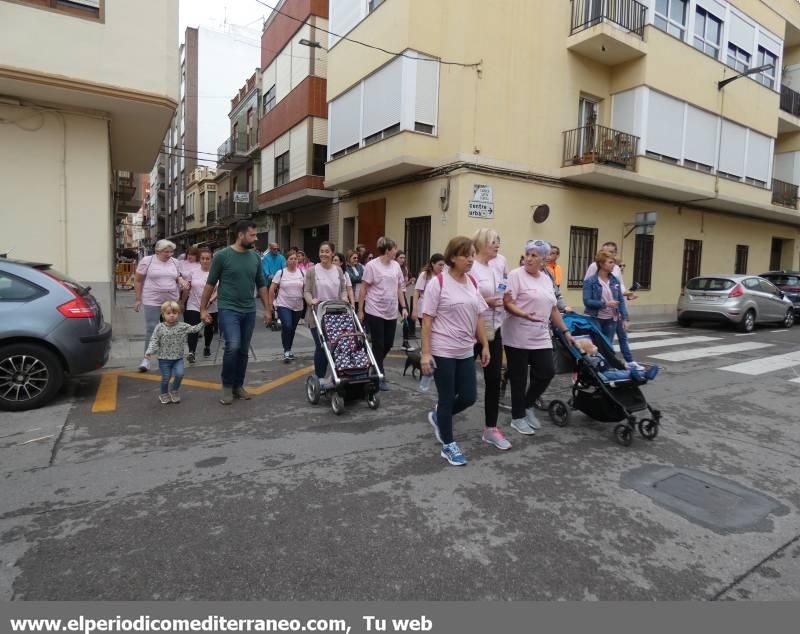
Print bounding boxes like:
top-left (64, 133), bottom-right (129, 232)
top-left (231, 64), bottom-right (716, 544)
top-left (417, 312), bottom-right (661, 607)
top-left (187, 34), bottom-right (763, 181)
top-left (626, 361), bottom-right (646, 371)
top-left (510, 417), bottom-right (536, 436)
top-left (138, 358), bottom-right (149, 373)
top-left (525, 407), bottom-right (542, 430)
top-left (283, 351), bottom-right (291, 362)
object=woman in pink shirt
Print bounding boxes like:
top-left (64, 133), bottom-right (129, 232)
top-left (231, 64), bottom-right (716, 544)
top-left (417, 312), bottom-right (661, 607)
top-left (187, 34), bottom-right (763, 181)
top-left (411, 253), bottom-right (445, 326)
top-left (421, 236), bottom-right (490, 467)
top-left (267, 248), bottom-right (306, 363)
top-left (133, 239), bottom-right (190, 372)
top-left (358, 237), bottom-right (408, 391)
top-left (503, 240), bottom-right (575, 436)
top-left (183, 248), bottom-right (218, 363)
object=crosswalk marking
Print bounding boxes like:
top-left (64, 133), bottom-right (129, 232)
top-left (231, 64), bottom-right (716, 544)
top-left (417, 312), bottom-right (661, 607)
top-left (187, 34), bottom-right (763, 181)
top-left (625, 331), bottom-right (677, 340)
top-left (790, 377), bottom-right (800, 384)
top-left (649, 342), bottom-right (773, 362)
top-left (718, 351), bottom-right (800, 376)
top-left (620, 336), bottom-right (721, 351)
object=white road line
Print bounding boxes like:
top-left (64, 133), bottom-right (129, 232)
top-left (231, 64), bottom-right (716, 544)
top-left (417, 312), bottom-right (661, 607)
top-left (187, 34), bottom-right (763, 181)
top-left (770, 330), bottom-right (792, 333)
top-left (719, 351), bottom-right (800, 375)
top-left (626, 331), bottom-right (678, 339)
top-left (616, 336), bottom-right (722, 351)
top-left (735, 333), bottom-right (757, 336)
top-left (649, 342), bottom-right (773, 362)
top-left (790, 377), bottom-right (800, 384)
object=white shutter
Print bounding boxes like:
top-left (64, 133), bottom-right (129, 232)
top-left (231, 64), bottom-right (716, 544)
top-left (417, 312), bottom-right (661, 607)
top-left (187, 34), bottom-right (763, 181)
top-left (773, 153), bottom-right (800, 185)
top-left (329, 0), bottom-right (362, 48)
top-left (261, 145), bottom-right (275, 192)
top-left (263, 61), bottom-right (277, 92)
top-left (729, 13), bottom-right (756, 53)
top-left (646, 91), bottom-right (684, 159)
top-left (414, 55), bottom-right (439, 127)
top-left (746, 131), bottom-right (772, 183)
top-left (758, 30), bottom-right (781, 56)
top-left (312, 117), bottom-right (328, 145)
top-left (276, 53), bottom-right (291, 102)
top-left (611, 90), bottom-right (637, 135)
top-left (329, 86), bottom-right (362, 153)
top-left (684, 106), bottom-right (717, 167)
top-left (719, 120), bottom-right (747, 176)
top-left (291, 26), bottom-right (311, 89)
top-left (695, 0), bottom-right (725, 18)
top-left (362, 57), bottom-right (403, 137)
top-left (274, 131), bottom-right (290, 157)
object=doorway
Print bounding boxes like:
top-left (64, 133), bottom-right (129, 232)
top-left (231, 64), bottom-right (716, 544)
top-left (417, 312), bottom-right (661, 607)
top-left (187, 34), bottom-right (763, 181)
top-left (770, 238), bottom-right (783, 270)
top-left (357, 199), bottom-right (386, 254)
top-left (404, 216), bottom-right (431, 279)
top-left (681, 239), bottom-right (703, 288)
top-left (303, 225), bottom-right (330, 263)
top-left (578, 96), bottom-right (600, 157)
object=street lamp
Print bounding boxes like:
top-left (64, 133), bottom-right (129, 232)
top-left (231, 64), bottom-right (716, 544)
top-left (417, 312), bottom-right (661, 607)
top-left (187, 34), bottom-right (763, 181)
top-left (718, 63), bottom-right (775, 90)
top-left (299, 38), bottom-right (322, 49)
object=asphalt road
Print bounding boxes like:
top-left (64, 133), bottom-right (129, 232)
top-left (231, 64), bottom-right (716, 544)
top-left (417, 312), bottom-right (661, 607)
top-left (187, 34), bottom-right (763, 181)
top-left (2, 323), bottom-right (799, 601)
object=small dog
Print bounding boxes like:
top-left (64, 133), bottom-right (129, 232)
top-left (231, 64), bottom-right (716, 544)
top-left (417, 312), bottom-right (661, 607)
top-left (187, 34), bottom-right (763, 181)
top-left (403, 348), bottom-right (421, 379)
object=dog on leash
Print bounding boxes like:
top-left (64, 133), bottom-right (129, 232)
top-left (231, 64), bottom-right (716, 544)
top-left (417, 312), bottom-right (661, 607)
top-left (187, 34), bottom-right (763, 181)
top-left (403, 348), bottom-right (421, 379)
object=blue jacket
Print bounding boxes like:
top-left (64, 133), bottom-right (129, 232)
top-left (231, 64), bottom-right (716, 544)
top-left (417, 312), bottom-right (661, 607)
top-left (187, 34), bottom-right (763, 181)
top-left (261, 252), bottom-right (286, 280)
top-left (583, 273), bottom-right (629, 321)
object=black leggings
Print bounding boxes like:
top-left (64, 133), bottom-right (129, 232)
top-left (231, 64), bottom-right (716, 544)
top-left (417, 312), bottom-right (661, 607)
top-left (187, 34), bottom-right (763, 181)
top-left (504, 346), bottom-right (555, 420)
top-left (474, 329), bottom-right (502, 428)
top-left (184, 310), bottom-right (217, 353)
top-left (364, 313), bottom-right (397, 374)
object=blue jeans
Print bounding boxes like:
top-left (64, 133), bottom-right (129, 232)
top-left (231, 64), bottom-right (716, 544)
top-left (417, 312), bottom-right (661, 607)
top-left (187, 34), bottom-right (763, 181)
top-left (217, 309), bottom-right (256, 388)
top-left (277, 306), bottom-right (303, 353)
top-left (432, 355), bottom-right (478, 445)
top-left (310, 328), bottom-right (327, 378)
top-left (158, 358), bottom-right (184, 394)
top-left (595, 318), bottom-right (633, 363)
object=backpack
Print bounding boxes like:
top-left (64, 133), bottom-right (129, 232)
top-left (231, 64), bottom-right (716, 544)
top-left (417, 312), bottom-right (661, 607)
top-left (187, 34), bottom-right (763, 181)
top-left (273, 266), bottom-right (304, 299)
top-left (436, 272), bottom-right (478, 289)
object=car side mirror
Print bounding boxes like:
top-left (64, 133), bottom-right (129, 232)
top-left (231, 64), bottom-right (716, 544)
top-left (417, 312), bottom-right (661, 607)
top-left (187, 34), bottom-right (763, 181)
top-left (779, 290), bottom-right (785, 299)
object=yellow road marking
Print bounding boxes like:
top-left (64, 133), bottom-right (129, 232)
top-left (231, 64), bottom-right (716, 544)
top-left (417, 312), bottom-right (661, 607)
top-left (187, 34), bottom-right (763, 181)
top-left (119, 373), bottom-right (222, 390)
top-left (92, 373), bottom-right (118, 413)
top-left (247, 365), bottom-right (313, 395)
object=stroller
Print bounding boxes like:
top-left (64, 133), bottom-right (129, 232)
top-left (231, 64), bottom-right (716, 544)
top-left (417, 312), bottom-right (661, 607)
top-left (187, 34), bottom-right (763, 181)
top-left (305, 300), bottom-right (382, 415)
top-left (545, 314), bottom-right (662, 447)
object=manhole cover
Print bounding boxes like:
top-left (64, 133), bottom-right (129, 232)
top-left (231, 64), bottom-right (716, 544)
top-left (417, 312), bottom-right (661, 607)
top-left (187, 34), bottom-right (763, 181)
top-left (622, 465), bottom-right (786, 534)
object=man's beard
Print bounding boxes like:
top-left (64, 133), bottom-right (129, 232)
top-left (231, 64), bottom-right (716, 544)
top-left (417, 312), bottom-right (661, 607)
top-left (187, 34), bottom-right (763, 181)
top-left (243, 242), bottom-right (255, 249)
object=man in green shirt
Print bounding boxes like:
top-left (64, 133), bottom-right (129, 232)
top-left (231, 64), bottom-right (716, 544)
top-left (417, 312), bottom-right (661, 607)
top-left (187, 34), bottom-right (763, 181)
top-left (200, 220), bottom-right (268, 404)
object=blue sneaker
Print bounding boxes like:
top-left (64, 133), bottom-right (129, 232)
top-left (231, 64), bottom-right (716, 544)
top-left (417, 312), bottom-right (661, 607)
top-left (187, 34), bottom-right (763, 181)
top-left (441, 442), bottom-right (467, 466)
top-left (428, 409), bottom-right (443, 444)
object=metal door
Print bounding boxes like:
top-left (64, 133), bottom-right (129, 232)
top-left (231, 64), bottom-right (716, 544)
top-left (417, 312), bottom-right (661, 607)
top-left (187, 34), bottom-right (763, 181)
top-left (404, 216), bottom-right (431, 280)
top-left (681, 239), bottom-right (703, 288)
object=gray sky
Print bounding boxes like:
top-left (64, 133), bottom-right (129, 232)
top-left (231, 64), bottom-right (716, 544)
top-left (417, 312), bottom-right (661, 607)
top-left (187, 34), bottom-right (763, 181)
top-left (179, 0), bottom-right (271, 41)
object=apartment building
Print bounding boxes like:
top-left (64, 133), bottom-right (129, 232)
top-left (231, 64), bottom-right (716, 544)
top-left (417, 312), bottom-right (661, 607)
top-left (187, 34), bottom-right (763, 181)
top-left (0, 0), bottom-right (178, 318)
top-left (326, 0), bottom-right (800, 319)
top-left (257, 0), bottom-right (337, 256)
top-left (165, 26), bottom-right (260, 250)
top-left (145, 148), bottom-right (168, 253)
top-left (184, 166), bottom-right (224, 247)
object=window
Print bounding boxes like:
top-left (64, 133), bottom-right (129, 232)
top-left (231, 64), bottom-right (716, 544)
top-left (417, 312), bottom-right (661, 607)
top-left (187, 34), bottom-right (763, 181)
top-left (312, 144), bottom-right (327, 176)
top-left (693, 7), bottom-right (722, 59)
top-left (368, 0), bottom-right (384, 12)
top-left (567, 226), bottom-right (598, 289)
top-left (756, 46), bottom-right (778, 89)
top-left (0, 272), bottom-right (45, 301)
top-left (654, 0), bottom-right (687, 39)
top-left (735, 245), bottom-right (749, 274)
top-left (646, 151), bottom-right (680, 164)
top-left (364, 123), bottom-right (401, 146)
top-left (263, 85), bottom-right (276, 114)
top-left (683, 159), bottom-right (713, 173)
top-left (414, 122), bottom-right (435, 134)
top-left (633, 234), bottom-right (654, 290)
top-left (727, 44), bottom-right (751, 74)
top-left (199, 192), bottom-right (205, 223)
top-left (275, 151), bottom-right (290, 187)
top-left (11, 0), bottom-right (102, 20)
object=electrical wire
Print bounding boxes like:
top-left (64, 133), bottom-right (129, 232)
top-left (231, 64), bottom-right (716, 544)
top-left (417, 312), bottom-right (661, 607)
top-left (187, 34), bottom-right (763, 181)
top-left (252, 0), bottom-right (481, 68)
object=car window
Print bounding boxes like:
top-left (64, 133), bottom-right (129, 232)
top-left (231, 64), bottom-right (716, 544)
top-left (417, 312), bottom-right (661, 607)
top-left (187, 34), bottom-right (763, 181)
top-left (686, 278), bottom-right (735, 291)
top-left (742, 278), bottom-right (761, 291)
top-left (763, 275), bottom-right (800, 286)
top-left (0, 271), bottom-right (45, 301)
top-left (42, 267), bottom-right (87, 295)
top-left (758, 279), bottom-right (780, 295)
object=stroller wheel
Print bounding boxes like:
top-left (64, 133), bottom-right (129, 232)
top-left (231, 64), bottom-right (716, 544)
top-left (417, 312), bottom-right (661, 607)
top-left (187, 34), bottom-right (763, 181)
top-left (306, 375), bottom-right (321, 405)
top-left (614, 424), bottom-right (633, 447)
top-left (331, 393), bottom-right (345, 415)
top-left (367, 390), bottom-right (380, 410)
top-left (548, 400), bottom-right (570, 427)
top-left (637, 418), bottom-right (659, 441)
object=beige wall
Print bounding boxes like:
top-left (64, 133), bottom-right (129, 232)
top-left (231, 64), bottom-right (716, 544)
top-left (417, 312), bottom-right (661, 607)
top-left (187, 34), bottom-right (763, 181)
top-left (0, 102), bottom-right (113, 315)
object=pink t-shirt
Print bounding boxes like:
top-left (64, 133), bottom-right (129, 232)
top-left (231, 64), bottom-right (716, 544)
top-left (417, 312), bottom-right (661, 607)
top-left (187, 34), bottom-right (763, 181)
top-left (273, 268), bottom-right (305, 312)
top-left (136, 256), bottom-right (181, 306)
top-left (502, 267), bottom-right (557, 350)
top-left (186, 269), bottom-right (218, 313)
top-left (422, 273), bottom-right (489, 358)
top-left (597, 278), bottom-right (616, 320)
top-left (415, 273), bottom-right (432, 302)
top-left (489, 253), bottom-right (508, 278)
top-left (180, 260), bottom-right (201, 279)
top-left (470, 260), bottom-right (505, 332)
top-left (363, 258), bottom-right (404, 320)
top-left (312, 264), bottom-right (344, 302)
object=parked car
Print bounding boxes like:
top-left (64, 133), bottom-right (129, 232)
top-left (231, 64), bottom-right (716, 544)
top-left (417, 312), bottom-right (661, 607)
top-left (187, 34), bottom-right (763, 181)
top-left (758, 271), bottom-right (800, 315)
top-left (677, 274), bottom-right (795, 332)
top-left (0, 258), bottom-right (111, 411)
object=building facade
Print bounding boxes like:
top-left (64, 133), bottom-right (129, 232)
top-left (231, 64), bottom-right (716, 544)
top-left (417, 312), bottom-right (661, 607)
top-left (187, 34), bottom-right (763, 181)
top-left (0, 0), bottom-right (178, 319)
top-left (326, 0), bottom-right (800, 319)
top-left (257, 0), bottom-right (337, 258)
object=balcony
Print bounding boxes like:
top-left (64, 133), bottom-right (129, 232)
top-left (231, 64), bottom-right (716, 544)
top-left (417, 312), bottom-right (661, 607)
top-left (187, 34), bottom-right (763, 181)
top-left (567, 0), bottom-right (648, 66)
top-left (258, 176), bottom-right (335, 213)
top-left (217, 130), bottom-right (259, 169)
top-left (562, 124), bottom-right (639, 170)
top-left (216, 193), bottom-right (256, 222)
top-left (772, 179), bottom-right (799, 209)
top-left (779, 85), bottom-right (800, 133)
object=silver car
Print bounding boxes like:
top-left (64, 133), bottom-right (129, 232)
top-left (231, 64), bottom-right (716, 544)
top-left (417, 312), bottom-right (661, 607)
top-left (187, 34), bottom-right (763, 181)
top-left (0, 258), bottom-right (112, 411)
top-left (677, 274), bottom-right (795, 332)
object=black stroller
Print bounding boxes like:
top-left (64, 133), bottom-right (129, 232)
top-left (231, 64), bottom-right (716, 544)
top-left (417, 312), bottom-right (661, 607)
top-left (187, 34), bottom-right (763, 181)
top-left (543, 314), bottom-right (662, 446)
top-left (305, 300), bottom-right (382, 415)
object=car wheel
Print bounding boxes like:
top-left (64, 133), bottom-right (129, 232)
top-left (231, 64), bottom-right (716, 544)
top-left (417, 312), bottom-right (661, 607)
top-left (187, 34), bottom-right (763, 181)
top-left (0, 343), bottom-right (64, 412)
top-left (783, 309), bottom-right (795, 329)
top-left (677, 317), bottom-right (692, 328)
top-left (737, 309), bottom-right (756, 333)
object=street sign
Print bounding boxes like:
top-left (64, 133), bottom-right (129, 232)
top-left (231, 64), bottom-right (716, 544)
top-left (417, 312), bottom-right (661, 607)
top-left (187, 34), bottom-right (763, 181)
top-left (233, 191), bottom-right (250, 203)
top-left (468, 184), bottom-right (494, 219)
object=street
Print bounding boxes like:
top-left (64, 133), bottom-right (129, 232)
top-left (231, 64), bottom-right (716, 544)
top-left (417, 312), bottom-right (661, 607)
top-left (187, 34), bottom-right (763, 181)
top-left (2, 313), bottom-right (800, 601)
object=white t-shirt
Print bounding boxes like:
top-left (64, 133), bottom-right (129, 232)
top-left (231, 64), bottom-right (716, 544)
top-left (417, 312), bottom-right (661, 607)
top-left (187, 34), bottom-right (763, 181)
top-left (422, 272), bottom-right (489, 358)
top-left (502, 267), bottom-right (557, 350)
top-left (470, 260), bottom-right (505, 332)
top-left (363, 258), bottom-right (404, 320)
top-left (186, 269), bottom-right (218, 313)
top-left (273, 268), bottom-right (305, 312)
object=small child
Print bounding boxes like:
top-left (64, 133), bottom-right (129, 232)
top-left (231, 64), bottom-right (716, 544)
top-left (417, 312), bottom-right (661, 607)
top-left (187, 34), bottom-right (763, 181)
top-left (574, 338), bottom-right (657, 382)
top-left (145, 300), bottom-right (206, 404)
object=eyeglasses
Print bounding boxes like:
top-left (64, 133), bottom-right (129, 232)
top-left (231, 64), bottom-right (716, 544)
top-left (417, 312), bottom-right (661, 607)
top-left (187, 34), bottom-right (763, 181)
top-left (525, 240), bottom-right (549, 253)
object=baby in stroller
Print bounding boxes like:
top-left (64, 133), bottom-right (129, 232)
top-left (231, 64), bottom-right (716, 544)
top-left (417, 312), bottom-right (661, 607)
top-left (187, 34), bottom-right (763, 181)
top-left (574, 337), bottom-right (658, 382)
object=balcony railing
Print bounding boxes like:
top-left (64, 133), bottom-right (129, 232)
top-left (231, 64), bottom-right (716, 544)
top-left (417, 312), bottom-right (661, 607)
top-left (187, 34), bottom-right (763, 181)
top-left (570, 0), bottom-right (647, 38)
top-left (780, 84), bottom-right (800, 118)
top-left (562, 124), bottom-right (639, 170)
top-left (771, 179), bottom-right (799, 208)
top-left (217, 129), bottom-right (258, 164)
